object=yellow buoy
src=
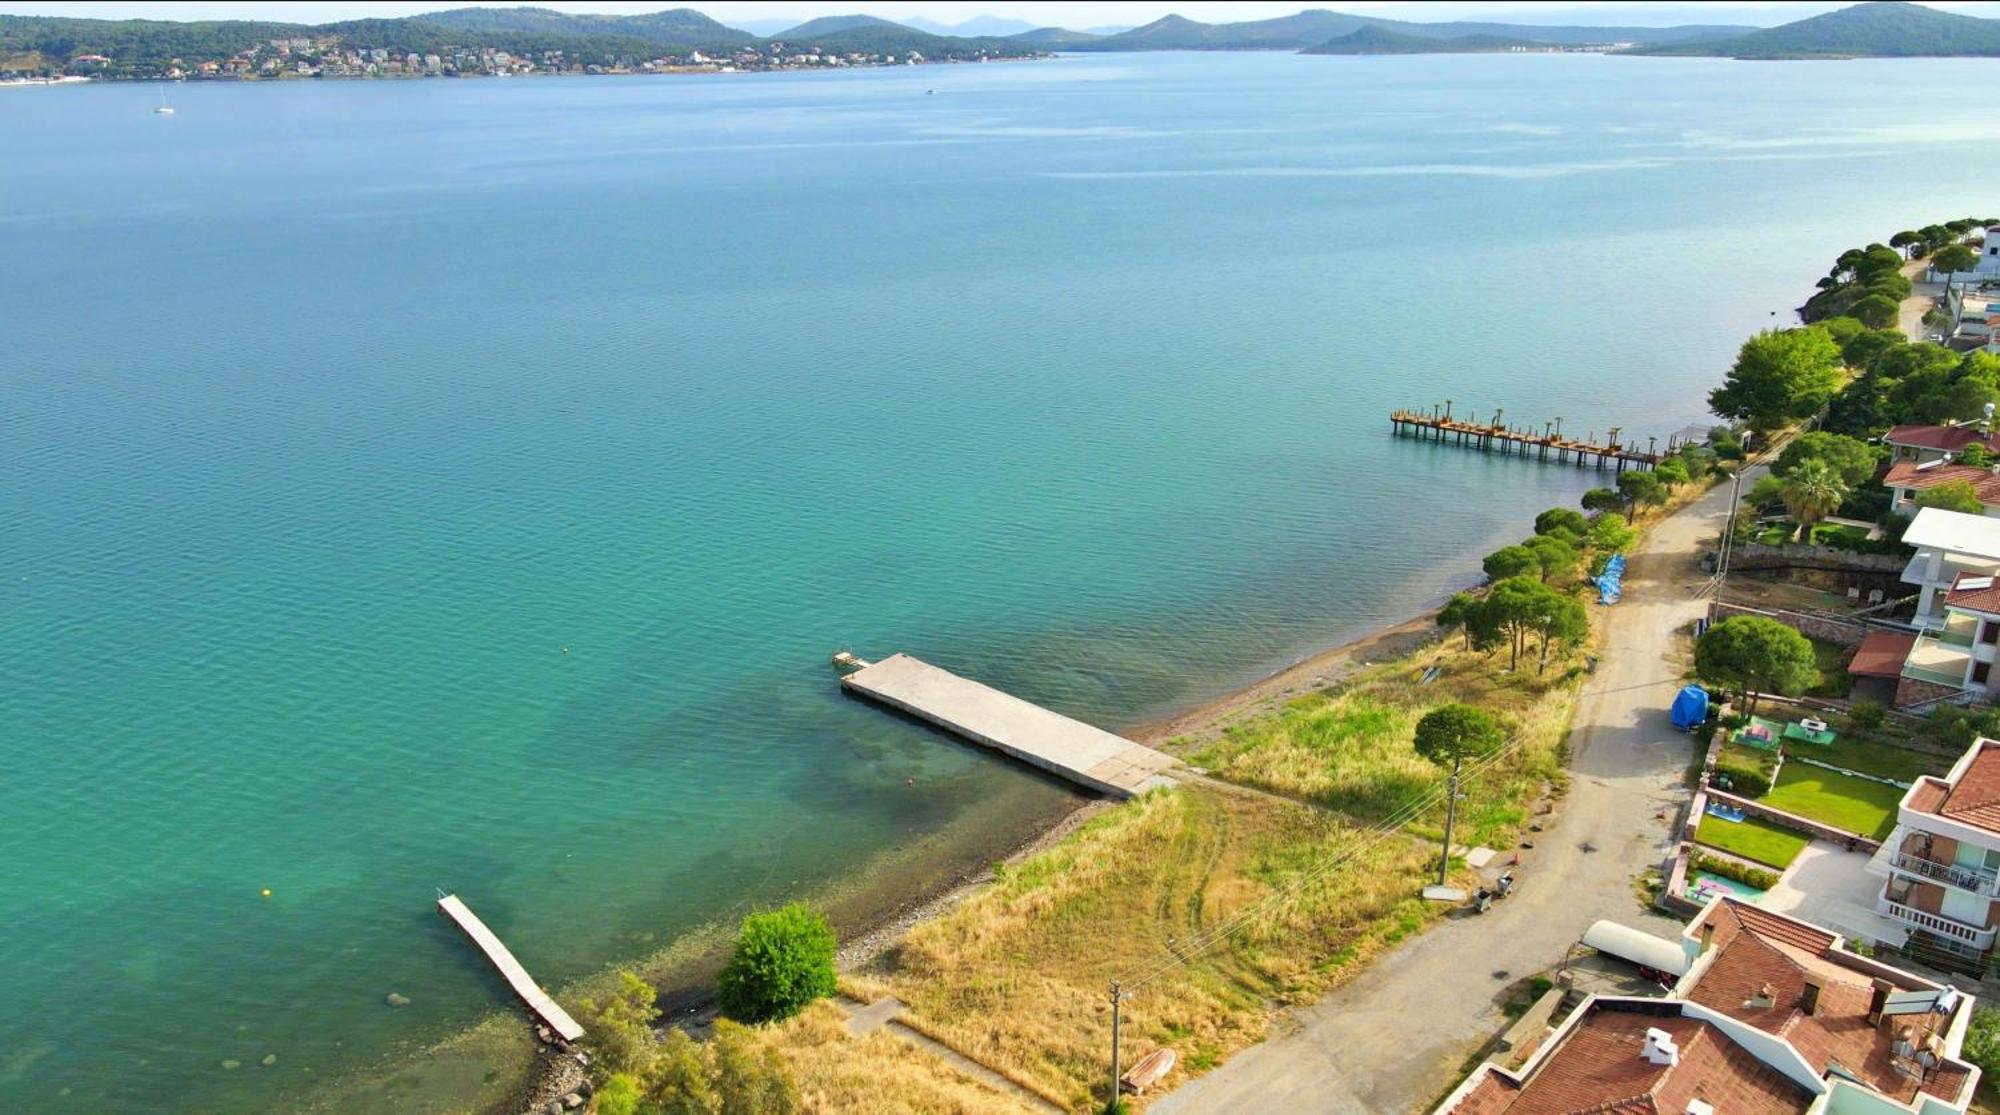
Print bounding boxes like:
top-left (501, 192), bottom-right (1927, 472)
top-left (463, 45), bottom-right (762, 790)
top-left (261, 888), bottom-right (272, 898)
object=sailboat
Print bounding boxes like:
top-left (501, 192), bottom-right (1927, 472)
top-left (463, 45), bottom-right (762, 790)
top-left (154, 87), bottom-right (174, 115)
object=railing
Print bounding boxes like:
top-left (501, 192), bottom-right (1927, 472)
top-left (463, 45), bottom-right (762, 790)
top-left (1882, 899), bottom-right (1995, 949)
top-left (1891, 852), bottom-right (2000, 896)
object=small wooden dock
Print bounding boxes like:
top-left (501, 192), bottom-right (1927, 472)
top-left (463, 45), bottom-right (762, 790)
top-left (1389, 408), bottom-right (1672, 471)
top-left (837, 653), bottom-right (1179, 798)
top-left (437, 893), bottom-right (585, 1043)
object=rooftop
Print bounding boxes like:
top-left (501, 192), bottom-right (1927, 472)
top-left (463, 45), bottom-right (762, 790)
top-left (1901, 505), bottom-right (2000, 555)
top-left (1913, 738), bottom-right (2000, 836)
top-left (1848, 630), bottom-right (1917, 678)
top-left (1679, 900), bottom-right (1969, 1107)
top-left (1946, 571), bottom-right (2000, 615)
top-left (1886, 422), bottom-right (2000, 454)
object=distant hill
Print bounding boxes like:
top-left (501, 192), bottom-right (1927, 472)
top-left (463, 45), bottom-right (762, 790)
top-left (1304, 26), bottom-right (1544, 54)
top-left (1009, 26), bottom-right (1108, 46)
top-left (1071, 8), bottom-right (1754, 51)
top-left (773, 15), bottom-right (914, 40)
top-left (419, 6), bottom-right (754, 46)
top-left (1628, 1), bottom-right (2000, 58)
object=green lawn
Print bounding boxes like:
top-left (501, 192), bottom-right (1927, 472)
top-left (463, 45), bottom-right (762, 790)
top-left (1809, 523), bottom-right (1873, 550)
top-left (1761, 763), bottom-right (1904, 840)
top-left (1808, 736), bottom-right (1945, 783)
top-left (1694, 813), bottom-right (1811, 869)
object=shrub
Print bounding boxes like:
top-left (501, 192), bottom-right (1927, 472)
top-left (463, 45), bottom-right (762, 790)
top-left (1848, 701), bottom-right (1885, 732)
top-left (1711, 755), bottom-right (1771, 798)
top-left (579, 971), bottom-right (661, 1076)
top-left (1693, 852), bottom-right (1779, 890)
top-left (1534, 507), bottom-right (1588, 537)
top-left (717, 903), bottom-right (838, 1024)
top-left (1965, 1008), bottom-right (2000, 1080)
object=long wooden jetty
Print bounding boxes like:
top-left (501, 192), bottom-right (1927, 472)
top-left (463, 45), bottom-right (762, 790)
top-left (437, 893), bottom-right (585, 1043)
top-left (836, 652), bottom-right (1179, 798)
top-left (1389, 408), bottom-right (1673, 471)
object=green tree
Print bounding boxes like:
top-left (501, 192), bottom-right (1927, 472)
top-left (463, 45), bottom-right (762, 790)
top-left (1617, 469), bottom-right (1666, 511)
top-left (1707, 426), bottom-right (1744, 460)
top-left (1534, 507), bottom-right (1588, 537)
top-left (1580, 487), bottom-right (1623, 513)
top-left (1653, 457), bottom-right (1692, 488)
top-left (1437, 593), bottom-right (1480, 651)
top-left (1482, 544), bottom-right (1540, 582)
top-left (1890, 229), bottom-right (1919, 256)
top-left (1587, 513), bottom-right (1635, 553)
top-left (1693, 616), bottom-right (1818, 715)
top-left (1530, 591), bottom-right (1589, 673)
top-left (1780, 458), bottom-right (1848, 542)
top-left (1708, 327), bottom-right (1844, 433)
top-left (1935, 243), bottom-right (1980, 275)
top-left (1522, 534), bottom-right (1578, 583)
top-left (717, 903), bottom-right (837, 1025)
top-left (710, 1019), bottom-right (799, 1115)
top-left (580, 970), bottom-right (661, 1076)
top-left (1773, 431), bottom-right (1879, 487)
top-left (1916, 479), bottom-right (1986, 515)
top-left (1849, 293), bottom-right (1899, 330)
top-left (1961, 443), bottom-right (1996, 469)
top-left (596, 1074), bottom-right (647, 1115)
top-left (1484, 576), bottom-right (1561, 670)
top-left (1411, 702), bottom-right (1506, 885)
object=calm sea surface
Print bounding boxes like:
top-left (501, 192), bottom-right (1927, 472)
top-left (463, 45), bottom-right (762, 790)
top-left (5, 49), bottom-right (1999, 1113)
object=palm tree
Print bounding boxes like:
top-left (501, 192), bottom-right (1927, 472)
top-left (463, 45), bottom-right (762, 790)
top-left (1781, 459), bottom-right (1849, 544)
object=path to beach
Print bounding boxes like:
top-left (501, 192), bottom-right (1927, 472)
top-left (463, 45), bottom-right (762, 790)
top-left (1153, 472), bottom-right (1750, 1114)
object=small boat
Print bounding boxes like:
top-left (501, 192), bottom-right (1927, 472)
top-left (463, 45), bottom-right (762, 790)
top-left (1121, 1048), bottom-right (1177, 1094)
top-left (154, 88), bottom-right (174, 115)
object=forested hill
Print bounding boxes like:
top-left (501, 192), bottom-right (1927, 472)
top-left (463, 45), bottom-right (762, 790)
top-left (417, 7), bottom-right (756, 46)
top-left (1629, 1), bottom-right (2000, 58)
top-left (1066, 10), bottom-right (1753, 51)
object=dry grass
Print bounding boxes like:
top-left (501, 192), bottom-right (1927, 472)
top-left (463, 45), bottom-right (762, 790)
top-left (762, 1002), bottom-right (1039, 1114)
top-left (1187, 638), bottom-right (1577, 849)
top-left (848, 784), bottom-right (1440, 1110)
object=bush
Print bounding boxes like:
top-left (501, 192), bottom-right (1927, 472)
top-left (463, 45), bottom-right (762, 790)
top-left (1712, 755), bottom-right (1771, 798)
top-left (717, 903), bottom-right (838, 1024)
top-left (1964, 1008), bottom-right (2000, 1081)
top-left (579, 971), bottom-right (661, 1077)
top-left (1535, 507), bottom-right (1588, 537)
top-left (1693, 852), bottom-right (1780, 890)
top-left (1848, 701), bottom-right (1885, 732)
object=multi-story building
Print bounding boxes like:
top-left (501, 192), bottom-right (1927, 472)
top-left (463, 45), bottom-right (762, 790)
top-left (1871, 736), bottom-right (2000, 964)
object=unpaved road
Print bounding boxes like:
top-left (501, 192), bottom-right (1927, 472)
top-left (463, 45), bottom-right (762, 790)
top-left (1152, 478), bottom-right (1745, 1115)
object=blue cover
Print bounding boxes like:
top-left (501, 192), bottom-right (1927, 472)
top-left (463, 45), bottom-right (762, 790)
top-left (1670, 684), bottom-right (1709, 731)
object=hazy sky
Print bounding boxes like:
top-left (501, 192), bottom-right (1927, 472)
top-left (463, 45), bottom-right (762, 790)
top-left (12, 0), bottom-right (2000, 30)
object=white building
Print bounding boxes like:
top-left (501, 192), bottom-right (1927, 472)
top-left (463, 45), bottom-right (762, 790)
top-left (1869, 736), bottom-right (2000, 963)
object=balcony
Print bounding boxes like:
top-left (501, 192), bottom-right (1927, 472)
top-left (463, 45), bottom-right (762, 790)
top-left (1880, 898), bottom-right (1996, 950)
top-left (1940, 613), bottom-right (1981, 648)
top-left (1903, 634), bottom-right (1974, 688)
top-left (1890, 851), bottom-right (2000, 896)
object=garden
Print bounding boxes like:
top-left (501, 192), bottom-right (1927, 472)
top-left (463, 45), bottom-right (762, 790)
top-left (1693, 813), bottom-right (1812, 870)
top-left (1759, 762), bottom-right (1905, 841)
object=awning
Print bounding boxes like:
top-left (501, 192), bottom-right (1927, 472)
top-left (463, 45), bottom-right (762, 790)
top-left (1582, 920), bottom-right (1688, 977)
top-left (1849, 631), bottom-right (1918, 679)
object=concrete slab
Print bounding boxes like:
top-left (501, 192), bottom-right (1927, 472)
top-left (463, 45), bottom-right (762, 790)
top-left (1759, 840), bottom-right (1911, 949)
top-left (841, 653), bottom-right (1178, 798)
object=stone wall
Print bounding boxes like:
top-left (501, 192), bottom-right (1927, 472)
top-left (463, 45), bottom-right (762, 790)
top-left (1708, 601), bottom-right (1874, 649)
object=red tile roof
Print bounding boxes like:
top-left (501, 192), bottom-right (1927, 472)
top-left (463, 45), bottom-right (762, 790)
top-left (1684, 901), bottom-right (1966, 1106)
top-left (1946, 571), bottom-right (2000, 615)
top-left (1939, 740), bottom-right (2000, 834)
top-left (1446, 1003), bottom-right (1812, 1115)
top-left (1886, 424), bottom-right (2000, 454)
top-left (1848, 630), bottom-right (1917, 678)
top-left (1883, 459), bottom-right (2000, 504)
top-left (1908, 777), bottom-right (1950, 814)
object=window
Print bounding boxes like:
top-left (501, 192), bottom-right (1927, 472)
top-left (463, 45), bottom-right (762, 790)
top-left (1983, 621), bottom-right (2000, 645)
top-left (1975, 661), bottom-right (1992, 686)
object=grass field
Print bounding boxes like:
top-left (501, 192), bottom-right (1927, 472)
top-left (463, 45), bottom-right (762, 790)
top-left (1805, 735), bottom-right (1945, 784)
top-left (1805, 638), bottom-right (1855, 699)
top-left (1762, 763), bottom-right (1904, 840)
top-left (1694, 813), bottom-right (1812, 869)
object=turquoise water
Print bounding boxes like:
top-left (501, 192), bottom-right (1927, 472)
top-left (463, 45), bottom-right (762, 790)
top-left (1688, 869), bottom-right (1769, 902)
top-left (6, 50), bottom-right (2000, 1112)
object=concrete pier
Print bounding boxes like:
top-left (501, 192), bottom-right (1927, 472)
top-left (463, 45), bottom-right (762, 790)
top-left (437, 893), bottom-right (585, 1043)
top-left (840, 653), bottom-right (1179, 798)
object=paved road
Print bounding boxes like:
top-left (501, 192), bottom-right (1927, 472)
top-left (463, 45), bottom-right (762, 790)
top-left (1153, 481), bottom-right (1742, 1115)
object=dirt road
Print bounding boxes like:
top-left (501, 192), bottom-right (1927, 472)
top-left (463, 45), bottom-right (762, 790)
top-left (1152, 479), bottom-right (1742, 1115)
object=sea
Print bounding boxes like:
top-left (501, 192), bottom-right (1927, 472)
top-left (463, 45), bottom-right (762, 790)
top-left (4, 49), bottom-right (1998, 1113)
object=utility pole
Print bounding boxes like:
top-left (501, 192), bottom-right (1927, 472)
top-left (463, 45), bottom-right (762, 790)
top-left (1715, 466), bottom-right (1746, 597)
top-left (1108, 980), bottom-right (1124, 1112)
top-left (1437, 757), bottom-right (1461, 886)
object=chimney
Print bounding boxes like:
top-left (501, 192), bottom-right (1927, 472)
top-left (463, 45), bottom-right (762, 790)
top-left (1800, 975), bottom-right (1823, 1016)
top-left (1642, 1027), bottom-right (1680, 1067)
top-left (1869, 978), bottom-right (1894, 1022)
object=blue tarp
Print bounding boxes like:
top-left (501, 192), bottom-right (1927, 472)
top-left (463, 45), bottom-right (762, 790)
top-left (1595, 553), bottom-right (1626, 605)
top-left (1669, 684), bottom-right (1709, 732)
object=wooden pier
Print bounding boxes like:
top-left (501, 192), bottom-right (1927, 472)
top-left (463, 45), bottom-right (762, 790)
top-left (1388, 408), bottom-right (1673, 471)
top-left (437, 893), bottom-right (585, 1043)
top-left (837, 653), bottom-right (1179, 798)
